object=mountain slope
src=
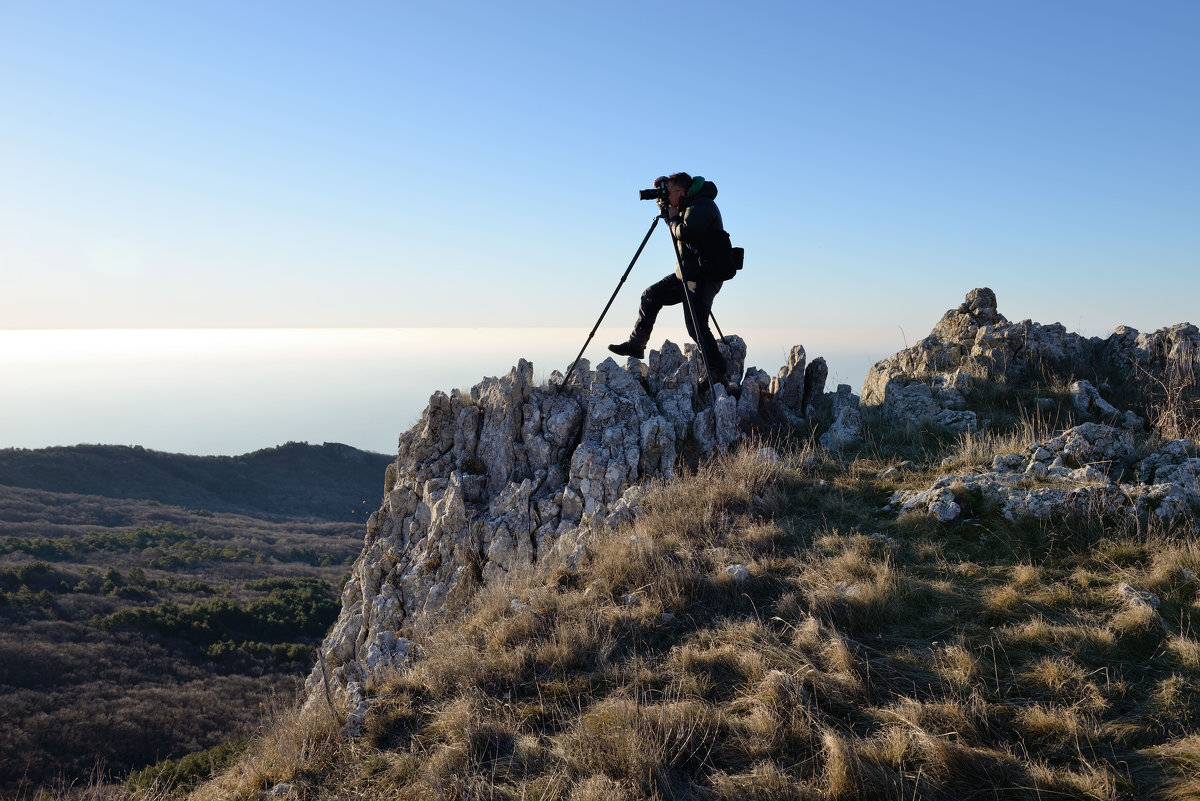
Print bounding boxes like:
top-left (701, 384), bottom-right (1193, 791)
top-left (0, 442), bottom-right (392, 521)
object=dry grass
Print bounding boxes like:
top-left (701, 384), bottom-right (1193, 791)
top-left (1138, 339), bottom-right (1200, 443)
top-left (189, 699), bottom-right (341, 801)
top-left (940, 417), bottom-right (1054, 473)
top-left (1147, 734), bottom-right (1200, 800)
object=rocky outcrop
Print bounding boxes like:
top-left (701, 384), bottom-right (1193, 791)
top-left (769, 346), bottom-right (828, 424)
top-left (862, 288), bottom-right (1199, 432)
top-left (890, 425), bottom-right (1200, 524)
top-left (820, 385), bottom-right (863, 450)
top-left (307, 335), bottom-right (827, 721)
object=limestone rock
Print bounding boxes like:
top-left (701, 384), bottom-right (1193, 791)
top-left (755, 447), bottom-right (782, 465)
top-left (802, 357), bottom-right (828, 417)
top-left (344, 681), bottom-right (369, 737)
top-left (1101, 323), bottom-right (1200, 375)
top-left (1137, 440), bottom-right (1200, 486)
top-left (306, 335), bottom-right (829, 716)
top-left (771, 345), bottom-right (806, 410)
top-left (861, 288), bottom-right (1195, 436)
top-left (718, 335), bottom-right (749, 384)
top-left (725, 564), bottom-right (750, 582)
top-left (1117, 582), bottom-right (1161, 610)
top-left (891, 425), bottom-right (1199, 524)
top-left (1069, 379), bottom-right (1144, 429)
top-left (820, 385), bottom-right (863, 449)
top-left (362, 630), bottom-right (413, 675)
top-left (736, 367), bottom-right (771, 423)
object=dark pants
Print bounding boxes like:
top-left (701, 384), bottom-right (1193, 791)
top-left (630, 273), bottom-right (727, 379)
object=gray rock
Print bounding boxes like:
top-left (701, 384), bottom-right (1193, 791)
top-left (344, 680), bottom-right (369, 737)
top-left (725, 564), bottom-right (750, 582)
top-left (801, 357), bottom-right (828, 417)
top-left (1069, 379), bottom-right (1120, 419)
top-left (714, 385), bottom-right (740, 451)
top-left (736, 367), bottom-right (771, 423)
top-left (755, 446), bottom-right (782, 465)
top-left (305, 335), bottom-right (830, 712)
top-left (891, 425), bottom-right (1199, 524)
top-left (1137, 440), bottom-right (1200, 484)
top-left (1117, 582), bottom-right (1161, 610)
top-left (362, 630), bottom-right (413, 674)
top-left (931, 408), bottom-right (979, 433)
top-left (771, 345), bottom-right (807, 412)
top-left (820, 385), bottom-right (863, 449)
top-left (861, 288), bottom-right (1195, 436)
top-left (718, 335), bottom-right (749, 384)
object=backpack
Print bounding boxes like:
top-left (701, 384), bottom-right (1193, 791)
top-left (722, 246), bottom-right (744, 281)
top-left (702, 230), bottom-right (743, 281)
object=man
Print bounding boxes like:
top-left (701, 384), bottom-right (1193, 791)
top-left (609, 172), bottom-right (734, 391)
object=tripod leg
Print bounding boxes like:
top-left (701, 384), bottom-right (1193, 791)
top-left (561, 216), bottom-right (660, 391)
top-left (709, 310), bottom-right (726, 342)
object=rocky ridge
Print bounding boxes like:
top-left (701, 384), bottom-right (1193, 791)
top-left (308, 335), bottom-right (830, 720)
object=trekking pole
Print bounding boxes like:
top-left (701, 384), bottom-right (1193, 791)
top-left (560, 215), bottom-right (661, 392)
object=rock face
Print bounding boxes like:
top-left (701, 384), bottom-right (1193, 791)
top-left (890, 425), bottom-right (1200, 524)
top-left (862, 288), bottom-right (1199, 430)
top-left (308, 335), bottom-right (825, 718)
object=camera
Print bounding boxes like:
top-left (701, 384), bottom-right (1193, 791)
top-left (639, 176), bottom-right (669, 201)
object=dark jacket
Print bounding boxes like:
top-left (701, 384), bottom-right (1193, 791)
top-left (668, 180), bottom-right (732, 282)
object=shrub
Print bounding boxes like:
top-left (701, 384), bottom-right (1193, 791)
top-left (92, 578), bottom-right (339, 646)
top-left (125, 738), bottom-right (249, 793)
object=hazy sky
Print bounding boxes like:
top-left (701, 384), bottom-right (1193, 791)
top-left (2, 1), bottom-right (1197, 340)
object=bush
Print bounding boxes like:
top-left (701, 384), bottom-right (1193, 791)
top-left (93, 578), bottom-right (339, 645)
top-left (0, 562), bottom-right (81, 594)
top-left (125, 738), bottom-right (249, 793)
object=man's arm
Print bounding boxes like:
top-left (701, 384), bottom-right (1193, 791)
top-left (668, 199), bottom-right (719, 245)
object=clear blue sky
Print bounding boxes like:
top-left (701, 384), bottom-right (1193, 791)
top-left (2, 1), bottom-right (1197, 339)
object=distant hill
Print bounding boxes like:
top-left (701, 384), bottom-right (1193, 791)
top-left (0, 442), bottom-right (393, 521)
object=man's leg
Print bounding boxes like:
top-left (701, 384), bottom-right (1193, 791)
top-left (609, 275), bottom-right (682, 359)
top-left (682, 280), bottom-right (727, 381)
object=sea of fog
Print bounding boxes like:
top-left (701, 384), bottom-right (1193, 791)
top-left (1, 326), bottom-right (901, 456)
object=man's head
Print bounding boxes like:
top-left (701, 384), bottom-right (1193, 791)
top-left (665, 172), bottom-right (693, 208)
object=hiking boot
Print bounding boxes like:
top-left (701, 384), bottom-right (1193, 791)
top-left (608, 340), bottom-right (645, 359)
